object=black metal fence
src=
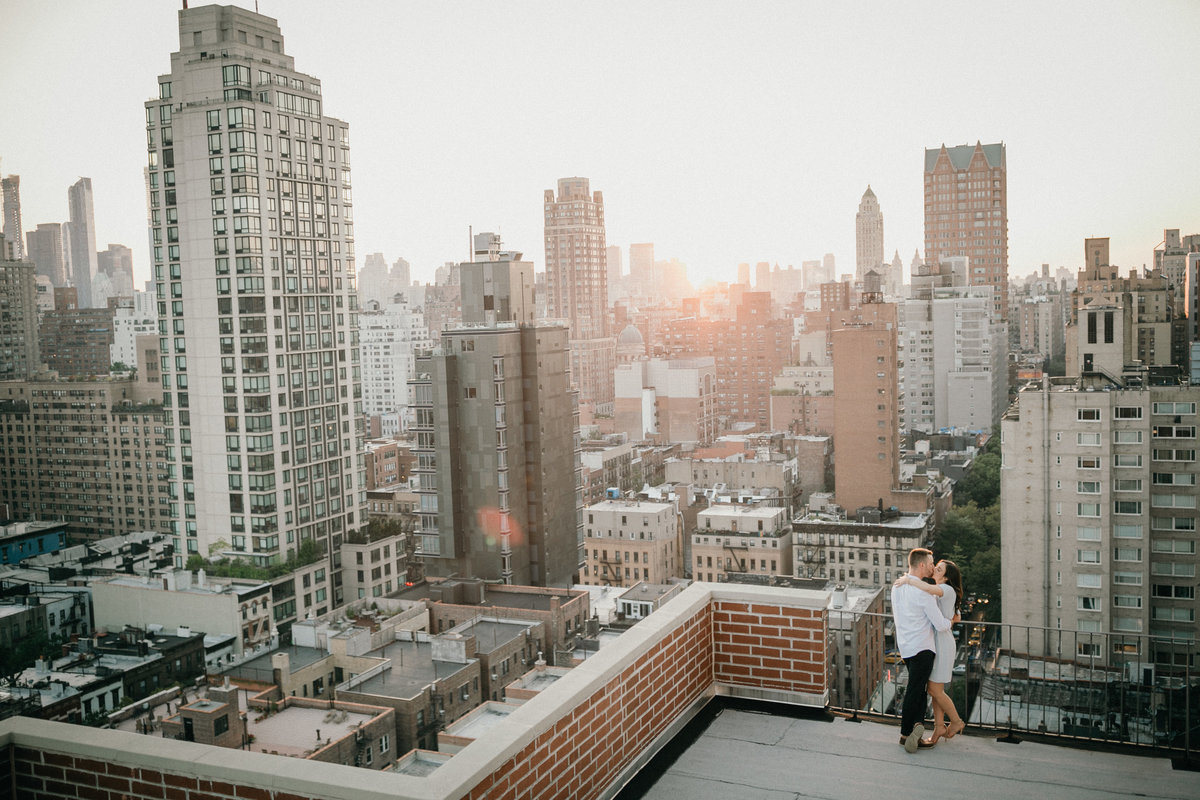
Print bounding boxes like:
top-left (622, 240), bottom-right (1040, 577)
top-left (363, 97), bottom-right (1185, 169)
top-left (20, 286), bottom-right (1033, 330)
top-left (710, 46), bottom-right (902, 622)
top-left (830, 611), bottom-right (1196, 760)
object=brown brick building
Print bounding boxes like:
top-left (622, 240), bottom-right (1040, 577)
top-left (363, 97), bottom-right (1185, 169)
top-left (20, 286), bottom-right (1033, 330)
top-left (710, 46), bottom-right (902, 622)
top-left (660, 292), bottom-right (791, 432)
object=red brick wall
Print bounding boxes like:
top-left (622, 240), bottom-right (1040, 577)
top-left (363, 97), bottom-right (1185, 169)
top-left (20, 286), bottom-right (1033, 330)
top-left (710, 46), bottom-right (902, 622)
top-left (11, 750), bottom-right (320, 800)
top-left (712, 600), bottom-right (827, 695)
top-left (461, 604), bottom-right (714, 800)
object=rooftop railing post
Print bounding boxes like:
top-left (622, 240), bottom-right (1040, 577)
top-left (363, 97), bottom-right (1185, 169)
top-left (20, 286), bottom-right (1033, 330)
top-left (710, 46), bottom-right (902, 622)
top-left (1186, 659), bottom-right (1192, 761)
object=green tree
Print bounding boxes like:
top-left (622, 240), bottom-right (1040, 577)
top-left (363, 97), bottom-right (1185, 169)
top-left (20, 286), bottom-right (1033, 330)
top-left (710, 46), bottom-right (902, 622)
top-left (967, 546), bottom-right (1001, 621)
top-left (0, 631), bottom-right (51, 688)
top-left (953, 452), bottom-right (1000, 508)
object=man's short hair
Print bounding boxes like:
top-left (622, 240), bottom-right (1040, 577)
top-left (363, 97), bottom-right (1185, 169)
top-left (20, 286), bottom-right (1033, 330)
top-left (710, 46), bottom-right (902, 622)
top-left (908, 548), bottom-right (933, 569)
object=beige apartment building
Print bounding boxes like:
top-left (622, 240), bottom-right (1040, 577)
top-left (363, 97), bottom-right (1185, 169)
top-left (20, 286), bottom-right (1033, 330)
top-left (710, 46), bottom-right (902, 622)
top-left (1065, 243), bottom-right (1186, 377)
top-left (581, 498), bottom-right (680, 588)
top-left (0, 373), bottom-right (167, 543)
top-left (830, 304), bottom-right (908, 513)
top-left (692, 504), bottom-right (791, 583)
top-left (1002, 380), bottom-right (1198, 669)
top-left (613, 356), bottom-right (717, 445)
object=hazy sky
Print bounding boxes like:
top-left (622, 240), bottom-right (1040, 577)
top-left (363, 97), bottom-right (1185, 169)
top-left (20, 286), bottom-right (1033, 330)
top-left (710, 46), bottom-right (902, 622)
top-left (2, 1), bottom-right (1198, 289)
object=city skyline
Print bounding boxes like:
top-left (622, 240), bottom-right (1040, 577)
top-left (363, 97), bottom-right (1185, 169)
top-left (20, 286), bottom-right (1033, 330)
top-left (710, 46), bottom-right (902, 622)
top-left (3, 1), bottom-right (1199, 290)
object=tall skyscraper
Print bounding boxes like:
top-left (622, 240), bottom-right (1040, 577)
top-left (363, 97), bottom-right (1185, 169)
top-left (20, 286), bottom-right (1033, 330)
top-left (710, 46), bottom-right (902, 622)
top-left (25, 223), bottom-right (67, 286)
top-left (544, 177), bottom-right (615, 408)
top-left (145, 5), bottom-right (365, 620)
top-left (855, 186), bottom-right (883, 282)
top-left (0, 235), bottom-right (40, 380)
top-left (65, 177), bottom-right (98, 308)
top-left (2, 175), bottom-right (23, 260)
top-left (411, 242), bottom-right (581, 586)
top-left (923, 141), bottom-right (1009, 320)
top-left (545, 177), bottom-right (607, 340)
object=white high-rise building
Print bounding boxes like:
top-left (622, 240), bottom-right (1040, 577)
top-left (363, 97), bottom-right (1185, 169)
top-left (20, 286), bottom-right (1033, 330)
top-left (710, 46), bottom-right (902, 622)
top-left (110, 290), bottom-right (159, 369)
top-left (145, 5), bottom-right (365, 616)
top-left (66, 177), bottom-right (98, 307)
top-left (359, 297), bottom-right (433, 435)
top-left (899, 258), bottom-right (1007, 434)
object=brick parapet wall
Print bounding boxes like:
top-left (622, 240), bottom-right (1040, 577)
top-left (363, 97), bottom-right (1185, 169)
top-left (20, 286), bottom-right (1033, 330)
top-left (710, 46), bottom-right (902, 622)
top-left (712, 599), bottom-right (827, 696)
top-left (0, 584), bottom-right (829, 800)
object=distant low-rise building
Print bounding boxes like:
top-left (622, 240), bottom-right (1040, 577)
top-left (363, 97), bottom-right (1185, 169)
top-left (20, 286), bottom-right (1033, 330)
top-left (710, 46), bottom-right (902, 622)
top-left (692, 504), bottom-right (792, 583)
top-left (616, 581), bottom-right (685, 620)
top-left (581, 498), bottom-right (681, 588)
top-left (91, 569), bottom-right (272, 661)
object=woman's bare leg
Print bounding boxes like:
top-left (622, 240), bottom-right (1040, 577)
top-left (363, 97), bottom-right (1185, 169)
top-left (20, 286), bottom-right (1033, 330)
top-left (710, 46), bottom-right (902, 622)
top-left (927, 681), bottom-right (963, 739)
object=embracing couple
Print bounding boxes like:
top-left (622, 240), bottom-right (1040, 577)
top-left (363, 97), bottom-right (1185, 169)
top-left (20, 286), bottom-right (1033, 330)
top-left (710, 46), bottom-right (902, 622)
top-left (890, 547), bottom-right (966, 753)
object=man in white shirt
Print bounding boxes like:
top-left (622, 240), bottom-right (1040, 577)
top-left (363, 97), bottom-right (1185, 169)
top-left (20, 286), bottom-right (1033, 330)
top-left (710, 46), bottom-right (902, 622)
top-left (890, 547), bottom-right (952, 752)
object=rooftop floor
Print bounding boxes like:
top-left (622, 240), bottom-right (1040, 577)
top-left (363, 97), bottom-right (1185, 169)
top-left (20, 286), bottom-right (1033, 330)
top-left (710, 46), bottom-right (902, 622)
top-left (628, 706), bottom-right (1196, 800)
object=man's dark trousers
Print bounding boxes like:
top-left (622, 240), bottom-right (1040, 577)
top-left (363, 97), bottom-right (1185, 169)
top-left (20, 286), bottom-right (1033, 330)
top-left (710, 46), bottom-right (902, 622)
top-left (900, 649), bottom-right (935, 736)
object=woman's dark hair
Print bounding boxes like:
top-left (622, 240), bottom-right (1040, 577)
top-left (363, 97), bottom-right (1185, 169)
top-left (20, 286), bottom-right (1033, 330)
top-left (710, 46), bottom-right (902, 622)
top-left (939, 560), bottom-right (964, 613)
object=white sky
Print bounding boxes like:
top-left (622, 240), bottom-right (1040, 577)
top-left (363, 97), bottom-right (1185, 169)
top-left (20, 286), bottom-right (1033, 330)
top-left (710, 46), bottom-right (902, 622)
top-left (2, 1), bottom-right (1198, 288)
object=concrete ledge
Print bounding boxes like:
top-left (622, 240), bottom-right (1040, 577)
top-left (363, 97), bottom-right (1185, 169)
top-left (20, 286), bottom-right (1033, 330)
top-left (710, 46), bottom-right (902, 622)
top-left (0, 583), bottom-right (832, 800)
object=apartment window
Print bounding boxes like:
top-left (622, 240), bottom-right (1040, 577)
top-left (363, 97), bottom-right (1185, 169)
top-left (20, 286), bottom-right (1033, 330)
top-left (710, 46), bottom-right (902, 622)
top-left (1151, 539), bottom-right (1196, 554)
top-left (1075, 526), bottom-right (1101, 541)
top-left (1076, 503), bottom-right (1101, 517)
top-left (1077, 456), bottom-right (1100, 469)
top-left (1153, 472), bottom-right (1196, 486)
top-left (1114, 431), bottom-right (1143, 444)
top-left (1152, 607), bottom-right (1195, 623)
top-left (1077, 432), bottom-right (1101, 446)
top-left (1113, 524), bottom-right (1143, 538)
top-left (1152, 562), bottom-right (1196, 577)
top-left (1152, 494), bottom-right (1196, 509)
top-left (1113, 595), bottom-right (1142, 608)
top-left (1114, 406), bottom-right (1143, 419)
top-left (1077, 597), bottom-right (1100, 611)
top-left (1113, 547), bottom-right (1142, 562)
top-left (1151, 516), bottom-right (1195, 531)
top-left (1153, 425), bottom-right (1196, 439)
top-left (1153, 402), bottom-right (1196, 415)
top-left (1152, 584), bottom-right (1195, 599)
top-left (1113, 501), bottom-right (1142, 515)
top-left (1077, 408), bottom-right (1100, 422)
top-left (1114, 454), bottom-right (1143, 468)
top-left (1076, 549), bottom-right (1101, 564)
top-left (1077, 481), bottom-right (1101, 494)
top-left (1112, 571), bottom-right (1142, 586)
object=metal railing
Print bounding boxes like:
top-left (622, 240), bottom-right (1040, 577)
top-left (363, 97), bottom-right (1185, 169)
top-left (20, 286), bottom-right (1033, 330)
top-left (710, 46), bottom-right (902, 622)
top-left (828, 611), bottom-right (1196, 760)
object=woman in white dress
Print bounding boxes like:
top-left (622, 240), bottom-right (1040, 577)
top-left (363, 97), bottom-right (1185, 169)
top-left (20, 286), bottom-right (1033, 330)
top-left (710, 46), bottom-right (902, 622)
top-left (894, 559), bottom-right (966, 742)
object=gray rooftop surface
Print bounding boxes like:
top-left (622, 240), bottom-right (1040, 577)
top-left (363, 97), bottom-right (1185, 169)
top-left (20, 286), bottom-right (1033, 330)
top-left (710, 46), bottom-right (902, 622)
top-left (635, 709), bottom-right (1195, 800)
top-left (226, 645), bottom-right (329, 681)
top-left (345, 639), bottom-right (473, 700)
top-left (457, 619), bottom-right (531, 653)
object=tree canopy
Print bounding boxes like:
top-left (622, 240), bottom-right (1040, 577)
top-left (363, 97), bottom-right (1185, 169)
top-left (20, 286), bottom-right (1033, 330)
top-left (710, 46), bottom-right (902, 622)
top-left (939, 431), bottom-right (1003, 620)
top-left (0, 631), bottom-right (51, 688)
